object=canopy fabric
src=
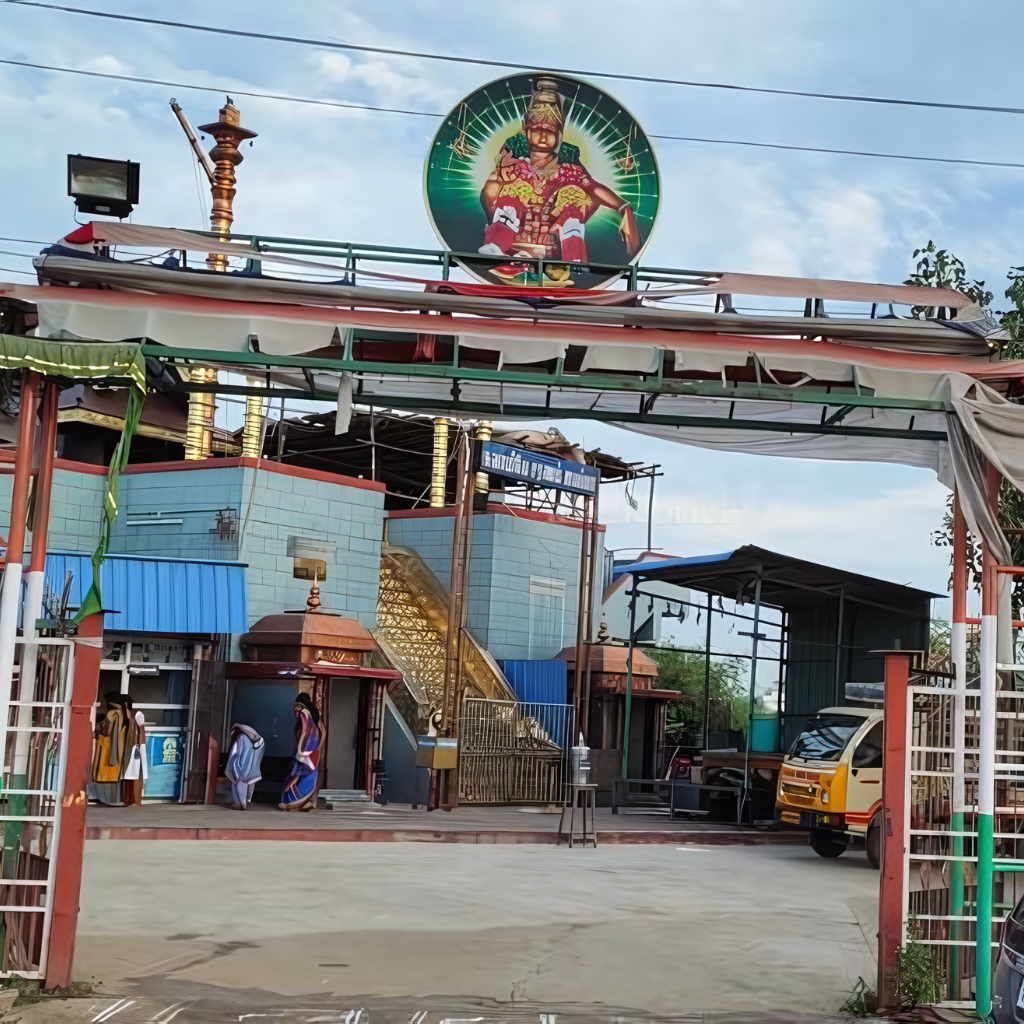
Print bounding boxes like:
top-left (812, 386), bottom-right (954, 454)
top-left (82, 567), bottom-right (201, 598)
top-left (7, 259), bottom-right (1024, 598)
top-left (7, 284), bottom-right (1017, 379)
top-left (29, 257), bottom-right (988, 355)
top-left (76, 220), bottom-right (973, 309)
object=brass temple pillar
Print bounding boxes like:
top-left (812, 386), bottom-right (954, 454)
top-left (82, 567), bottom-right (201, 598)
top-left (198, 96), bottom-right (257, 270)
top-left (473, 420), bottom-right (492, 499)
top-left (186, 98), bottom-right (259, 458)
top-left (184, 366), bottom-right (218, 460)
top-left (430, 417), bottom-right (449, 508)
top-left (241, 382), bottom-right (265, 459)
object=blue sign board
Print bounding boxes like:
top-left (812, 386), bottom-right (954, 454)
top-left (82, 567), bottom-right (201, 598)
top-left (480, 442), bottom-right (599, 497)
top-left (143, 731), bottom-right (185, 800)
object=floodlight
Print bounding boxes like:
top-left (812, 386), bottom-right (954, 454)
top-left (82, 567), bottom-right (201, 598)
top-left (67, 154), bottom-right (140, 218)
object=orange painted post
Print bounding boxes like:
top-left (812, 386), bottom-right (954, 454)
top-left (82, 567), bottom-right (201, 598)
top-left (44, 612), bottom-right (103, 990)
top-left (878, 651), bottom-right (911, 1010)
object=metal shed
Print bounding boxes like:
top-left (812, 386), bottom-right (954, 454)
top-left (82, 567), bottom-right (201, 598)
top-left (613, 545), bottom-right (938, 750)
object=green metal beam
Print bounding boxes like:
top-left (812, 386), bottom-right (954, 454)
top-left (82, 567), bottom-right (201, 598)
top-left (144, 345), bottom-right (946, 414)
top-left (177, 383), bottom-right (946, 441)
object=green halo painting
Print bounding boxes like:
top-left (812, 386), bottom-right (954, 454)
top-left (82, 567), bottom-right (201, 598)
top-left (424, 73), bottom-right (660, 289)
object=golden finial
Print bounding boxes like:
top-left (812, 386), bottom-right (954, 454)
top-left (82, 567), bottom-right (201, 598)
top-left (306, 582), bottom-right (322, 612)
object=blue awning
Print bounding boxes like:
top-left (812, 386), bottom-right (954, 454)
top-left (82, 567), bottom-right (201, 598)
top-left (44, 553), bottom-right (248, 634)
top-left (612, 551), bottom-right (736, 577)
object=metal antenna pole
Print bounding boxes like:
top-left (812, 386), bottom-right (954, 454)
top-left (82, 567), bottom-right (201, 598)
top-left (740, 575), bottom-right (764, 822)
top-left (646, 465), bottom-right (660, 553)
top-left (702, 590), bottom-right (712, 747)
top-left (621, 582), bottom-right (638, 781)
top-left (169, 99), bottom-right (216, 182)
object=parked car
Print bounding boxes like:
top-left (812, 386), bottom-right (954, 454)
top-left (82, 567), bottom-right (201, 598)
top-left (776, 707), bottom-right (883, 866)
top-left (994, 894), bottom-right (1024, 1021)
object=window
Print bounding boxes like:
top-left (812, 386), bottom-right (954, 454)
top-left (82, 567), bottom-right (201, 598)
top-left (529, 576), bottom-right (565, 658)
top-left (788, 713), bottom-right (866, 763)
top-left (852, 721), bottom-right (883, 768)
top-left (294, 558), bottom-right (327, 581)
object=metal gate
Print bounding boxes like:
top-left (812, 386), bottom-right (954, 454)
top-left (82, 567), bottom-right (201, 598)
top-left (0, 637), bottom-right (73, 978)
top-left (906, 633), bottom-right (1024, 1005)
top-left (458, 698), bottom-right (573, 804)
top-left (905, 661), bottom-right (979, 1003)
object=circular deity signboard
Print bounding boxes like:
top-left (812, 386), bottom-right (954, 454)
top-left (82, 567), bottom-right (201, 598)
top-left (424, 72), bottom-right (660, 289)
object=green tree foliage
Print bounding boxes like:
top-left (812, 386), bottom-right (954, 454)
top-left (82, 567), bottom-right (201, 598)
top-left (647, 645), bottom-right (746, 745)
top-left (933, 484), bottom-right (1024, 616)
top-left (908, 243), bottom-right (1024, 610)
top-left (904, 240), bottom-right (992, 318)
top-left (1000, 267), bottom-right (1024, 360)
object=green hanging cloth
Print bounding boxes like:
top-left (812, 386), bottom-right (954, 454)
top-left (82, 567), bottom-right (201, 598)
top-left (71, 383), bottom-right (144, 624)
top-left (0, 333), bottom-right (149, 626)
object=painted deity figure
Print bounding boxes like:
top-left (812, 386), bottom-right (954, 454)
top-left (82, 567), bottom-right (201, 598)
top-left (479, 77), bottom-right (641, 285)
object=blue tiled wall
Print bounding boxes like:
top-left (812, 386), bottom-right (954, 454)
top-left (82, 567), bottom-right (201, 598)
top-left (5, 461), bottom-right (385, 629)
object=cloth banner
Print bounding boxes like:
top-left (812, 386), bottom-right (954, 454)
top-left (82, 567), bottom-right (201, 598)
top-left (0, 335), bottom-right (148, 626)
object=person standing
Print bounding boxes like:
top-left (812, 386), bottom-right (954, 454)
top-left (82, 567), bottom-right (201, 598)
top-left (279, 693), bottom-right (323, 812)
top-left (225, 723), bottom-right (265, 810)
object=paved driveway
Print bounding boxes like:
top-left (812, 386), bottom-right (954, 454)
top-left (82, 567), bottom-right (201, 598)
top-left (22, 840), bottom-right (878, 1021)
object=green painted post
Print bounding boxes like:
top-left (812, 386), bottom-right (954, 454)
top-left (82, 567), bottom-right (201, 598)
top-left (976, 550), bottom-right (998, 1016)
top-left (977, 812), bottom-right (995, 1012)
top-left (949, 811), bottom-right (964, 1001)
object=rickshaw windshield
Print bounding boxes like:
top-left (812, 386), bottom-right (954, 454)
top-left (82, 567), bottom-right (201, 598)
top-left (788, 714), bottom-right (865, 763)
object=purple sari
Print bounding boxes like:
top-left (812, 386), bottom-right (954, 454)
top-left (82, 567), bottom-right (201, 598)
top-left (279, 695), bottom-right (322, 811)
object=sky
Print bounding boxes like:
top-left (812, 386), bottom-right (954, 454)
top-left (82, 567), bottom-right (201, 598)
top-left (2, 0), bottom-right (1021, 607)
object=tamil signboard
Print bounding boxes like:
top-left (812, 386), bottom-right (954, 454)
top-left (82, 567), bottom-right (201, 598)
top-left (479, 441), bottom-right (599, 496)
top-left (425, 73), bottom-right (660, 289)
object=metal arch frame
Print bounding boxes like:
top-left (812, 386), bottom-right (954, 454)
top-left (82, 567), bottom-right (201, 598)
top-left (143, 344), bottom-right (948, 443)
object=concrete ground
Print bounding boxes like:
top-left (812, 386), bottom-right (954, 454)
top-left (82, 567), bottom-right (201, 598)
top-left (84, 800), bottom-right (811, 845)
top-left (16, 841), bottom-right (879, 1023)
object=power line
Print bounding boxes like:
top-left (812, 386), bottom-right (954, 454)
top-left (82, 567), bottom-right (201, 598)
top-left (9, 0), bottom-right (1024, 118)
top-left (0, 58), bottom-right (439, 117)
top-left (4, 57), bottom-right (1024, 171)
top-left (650, 133), bottom-right (1024, 170)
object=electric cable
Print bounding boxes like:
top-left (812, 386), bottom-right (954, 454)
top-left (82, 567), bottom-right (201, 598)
top-left (7, 0), bottom-right (1024, 118)
top-left (2, 57), bottom-right (1023, 171)
top-left (0, 58), bottom-right (437, 117)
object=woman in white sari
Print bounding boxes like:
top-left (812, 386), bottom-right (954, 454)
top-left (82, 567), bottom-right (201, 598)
top-left (225, 724), bottom-right (265, 810)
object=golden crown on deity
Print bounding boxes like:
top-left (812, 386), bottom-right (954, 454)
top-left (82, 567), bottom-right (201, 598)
top-left (525, 76), bottom-right (565, 133)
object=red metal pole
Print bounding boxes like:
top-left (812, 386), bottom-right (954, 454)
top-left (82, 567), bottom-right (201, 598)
top-left (878, 651), bottom-right (910, 1010)
top-left (44, 611), bottom-right (103, 990)
top-left (28, 381), bottom-right (59, 575)
top-left (6, 371), bottom-right (38, 565)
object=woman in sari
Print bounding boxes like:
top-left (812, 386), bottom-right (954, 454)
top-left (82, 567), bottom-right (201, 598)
top-left (279, 692), bottom-right (323, 811)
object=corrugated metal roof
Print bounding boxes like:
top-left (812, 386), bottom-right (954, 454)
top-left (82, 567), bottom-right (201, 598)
top-left (498, 660), bottom-right (568, 706)
top-left (44, 553), bottom-right (248, 633)
top-left (612, 544), bottom-right (942, 606)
